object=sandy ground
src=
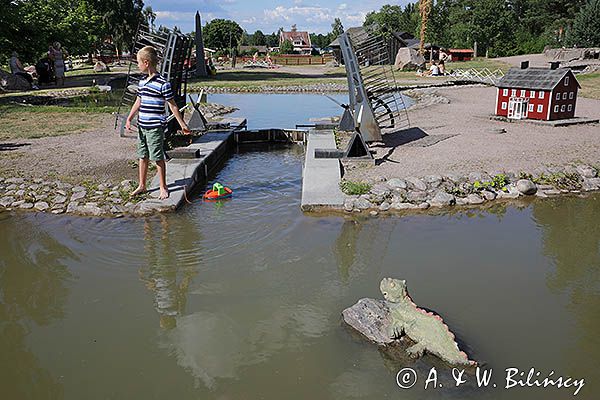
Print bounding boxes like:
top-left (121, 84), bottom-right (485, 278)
top-left (0, 115), bottom-right (139, 182)
top-left (344, 85), bottom-right (600, 181)
top-left (496, 53), bottom-right (550, 68)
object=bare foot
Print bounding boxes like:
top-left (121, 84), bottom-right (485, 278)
top-left (130, 186), bottom-right (146, 197)
top-left (159, 188), bottom-right (169, 200)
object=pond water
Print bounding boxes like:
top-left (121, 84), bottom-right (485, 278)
top-left (204, 92), bottom-right (414, 129)
top-left (1, 94), bottom-right (599, 400)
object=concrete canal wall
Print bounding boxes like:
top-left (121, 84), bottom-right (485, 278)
top-left (135, 126), bottom-right (308, 215)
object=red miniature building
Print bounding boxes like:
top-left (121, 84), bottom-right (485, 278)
top-left (448, 48), bottom-right (474, 61)
top-left (495, 63), bottom-right (580, 121)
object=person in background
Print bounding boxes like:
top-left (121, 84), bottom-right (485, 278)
top-left (438, 59), bottom-right (446, 75)
top-left (428, 61), bottom-right (441, 76)
top-left (48, 42), bottom-right (68, 87)
top-left (9, 51), bottom-right (37, 89)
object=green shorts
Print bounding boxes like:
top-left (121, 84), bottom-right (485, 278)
top-left (137, 127), bottom-right (165, 161)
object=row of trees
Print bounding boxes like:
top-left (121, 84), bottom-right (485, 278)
top-left (364, 0), bottom-right (600, 57)
top-left (202, 18), bottom-right (345, 54)
top-left (0, 0), bottom-right (147, 64)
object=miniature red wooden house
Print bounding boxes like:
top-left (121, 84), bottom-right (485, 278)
top-left (495, 63), bottom-right (580, 121)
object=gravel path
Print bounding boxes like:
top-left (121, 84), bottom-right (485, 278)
top-left (0, 103), bottom-right (236, 183)
top-left (0, 114), bottom-right (138, 182)
top-left (344, 85), bottom-right (600, 182)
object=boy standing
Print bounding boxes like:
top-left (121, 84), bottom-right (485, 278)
top-left (126, 46), bottom-right (190, 199)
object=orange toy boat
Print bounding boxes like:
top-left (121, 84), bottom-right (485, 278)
top-left (203, 182), bottom-right (233, 200)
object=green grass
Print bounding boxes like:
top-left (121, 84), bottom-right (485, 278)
top-left (446, 57), bottom-right (512, 72)
top-left (577, 72), bottom-right (600, 100)
top-left (65, 64), bottom-right (131, 77)
top-left (340, 180), bottom-right (372, 195)
top-left (0, 104), bottom-right (111, 140)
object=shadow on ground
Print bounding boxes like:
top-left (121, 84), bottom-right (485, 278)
top-left (0, 143), bottom-right (31, 151)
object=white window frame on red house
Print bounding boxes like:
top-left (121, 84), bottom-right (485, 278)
top-left (565, 76), bottom-right (569, 86)
top-left (503, 89), bottom-right (508, 96)
top-left (530, 90), bottom-right (536, 98)
top-left (528, 104), bottom-right (534, 112)
top-left (520, 90), bottom-right (526, 97)
top-left (511, 89), bottom-right (516, 96)
top-left (569, 92), bottom-right (574, 99)
top-left (556, 92), bottom-right (560, 100)
top-left (561, 105), bottom-right (565, 112)
top-left (562, 92), bottom-right (567, 100)
top-left (537, 104), bottom-right (543, 113)
top-left (554, 105), bottom-right (559, 112)
top-left (568, 104), bottom-right (573, 112)
top-left (502, 102), bottom-right (507, 110)
top-left (538, 91), bottom-right (544, 99)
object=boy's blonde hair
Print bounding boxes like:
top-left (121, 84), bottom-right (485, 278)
top-left (137, 46), bottom-right (159, 67)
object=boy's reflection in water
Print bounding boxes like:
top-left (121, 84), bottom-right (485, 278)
top-left (140, 215), bottom-right (198, 330)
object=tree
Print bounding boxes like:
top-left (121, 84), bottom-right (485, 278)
top-left (568, 0), bottom-right (600, 47)
top-left (364, 4), bottom-right (419, 38)
top-left (267, 32), bottom-right (279, 47)
top-left (470, 0), bottom-right (517, 56)
top-left (280, 39), bottom-right (294, 54)
top-left (143, 5), bottom-right (156, 31)
top-left (204, 19), bottom-right (243, 50)
top-left (331, 18), bottom-right (344, 39)
top-left (251, 30), bottom-right (267, 46)
top-left (97, 0), bottom-right (145, 54)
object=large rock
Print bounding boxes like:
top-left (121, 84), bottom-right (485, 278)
top-left (342, 298), bottom-right (392, 345)
top-left (406, 177), bottom-right (427, 191)
top-left (392, 202), bottom-right (418, 210)
top-left (355, 197), bottom-right (372, 210)
top-left (582, 178), bottom-right (600, 191)
top-left (34, 202), bottom-right (49, 211)
top-left (387, 178), bottom-right (407, 190)
top-left (394, 47), bottom-right (425, 71)
top-left (370, 183), bottom-right (390, 197)
top-left (516, 179), bottom-right (537, 195)
top-left (406, 190), bottom-right (427, 203)
top-left (0, 68), bottom-right (31, 91)
top-left (0, 196), bottom-right (16, 207)
top-left (423, 175), bottom-right (443, 188)
top-left (466, 194), bottom-right (485, 205)
top-left (576, 164), bottom-right (597, 178)
top-left (429, 191), bottom-right (456, 207)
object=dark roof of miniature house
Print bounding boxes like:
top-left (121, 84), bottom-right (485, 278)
top-left (497, 67), bottom-right (581, 90)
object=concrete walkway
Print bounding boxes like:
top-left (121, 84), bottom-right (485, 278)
top-left (301, 129), bottom-right (345, 211)
top-left (133, 129), bottom-right (237, 214)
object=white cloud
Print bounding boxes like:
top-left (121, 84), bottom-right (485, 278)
top-left (242, 16), bottom-right (257, 23)
top-left (338, 3), bottom-right (347, 10)
top-left (155, 11), bottom-right (197, 21)
top-left (264, 6), bottom-right (332, 23)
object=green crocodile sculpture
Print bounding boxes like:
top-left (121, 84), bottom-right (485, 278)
top-left (380, 277), bottom-right (476, 366)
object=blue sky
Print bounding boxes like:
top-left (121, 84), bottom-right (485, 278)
top-left (146, 0), bottom-right (410, 34)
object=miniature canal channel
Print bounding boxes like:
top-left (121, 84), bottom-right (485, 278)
top-left (1, 92), bottom-right (599, 399)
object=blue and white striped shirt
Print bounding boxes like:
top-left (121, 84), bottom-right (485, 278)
top-left (137, 74), bottom-right (174, 129)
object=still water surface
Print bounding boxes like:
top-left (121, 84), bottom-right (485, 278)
top-left (1, 94), bottom-right (599, 399)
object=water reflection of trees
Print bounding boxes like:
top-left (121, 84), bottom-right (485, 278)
top-left (0, 215), bottom-right (75, 399)
top-left (532, 195), bottom-right (600, 380)
top-left (139, 215), bottom-right (200, 330)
